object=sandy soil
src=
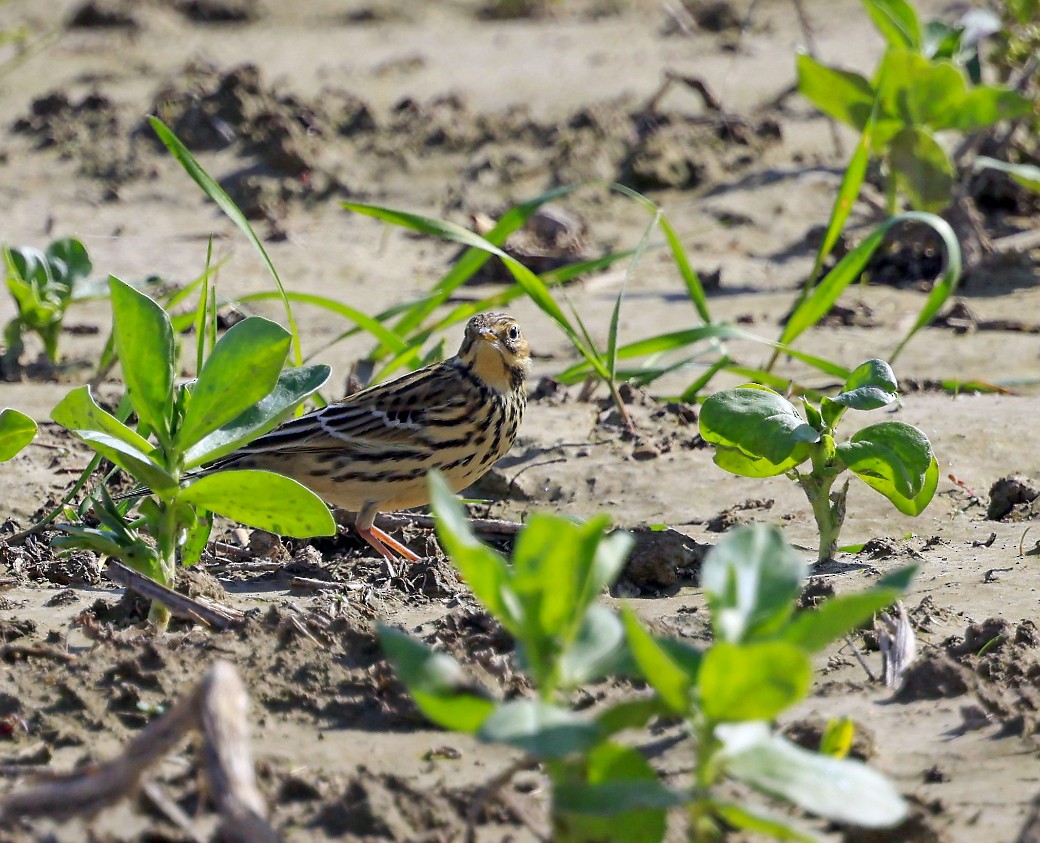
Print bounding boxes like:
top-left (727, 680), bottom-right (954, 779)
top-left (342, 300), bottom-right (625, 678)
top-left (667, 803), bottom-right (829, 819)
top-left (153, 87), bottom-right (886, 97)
top-left (1, 0), bottom-right (1039, 840)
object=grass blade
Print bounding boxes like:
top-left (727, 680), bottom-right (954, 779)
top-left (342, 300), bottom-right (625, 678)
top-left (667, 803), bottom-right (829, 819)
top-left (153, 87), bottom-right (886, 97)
top-left (343, 200), bottom-right (611, 381)
top-left (612, 183), bottom-right (712, 323)
top-left (149, 116), bottom-right (303, 367)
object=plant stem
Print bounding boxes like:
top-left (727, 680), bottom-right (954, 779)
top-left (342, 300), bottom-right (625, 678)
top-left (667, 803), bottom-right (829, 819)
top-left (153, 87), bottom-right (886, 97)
top-left (688, 719), bottom-right (721, 842)
top-left (797, 435), bottom-right (847, 564)
top-left (149, 499), bottom-right (181, 633)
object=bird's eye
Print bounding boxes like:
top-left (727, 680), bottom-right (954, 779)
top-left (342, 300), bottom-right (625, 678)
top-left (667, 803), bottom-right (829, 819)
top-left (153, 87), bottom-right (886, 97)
top-left (507, 324), bottom-right (521, 341)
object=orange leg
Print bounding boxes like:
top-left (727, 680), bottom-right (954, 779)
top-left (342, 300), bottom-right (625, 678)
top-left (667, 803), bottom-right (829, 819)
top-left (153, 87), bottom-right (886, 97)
top-left (354, 503), bottom-right (421, 573)
top-left (355, 524), bottom-right (421, 564)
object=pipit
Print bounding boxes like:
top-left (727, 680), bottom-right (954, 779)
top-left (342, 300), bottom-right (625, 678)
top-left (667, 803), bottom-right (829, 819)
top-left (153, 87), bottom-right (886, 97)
top-left (206, 312), bottom-right (530, 562)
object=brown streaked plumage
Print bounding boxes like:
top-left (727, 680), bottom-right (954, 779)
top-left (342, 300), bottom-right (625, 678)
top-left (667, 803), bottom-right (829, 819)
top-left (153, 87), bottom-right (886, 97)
top-left (206, 312), bottom-right (530, 562)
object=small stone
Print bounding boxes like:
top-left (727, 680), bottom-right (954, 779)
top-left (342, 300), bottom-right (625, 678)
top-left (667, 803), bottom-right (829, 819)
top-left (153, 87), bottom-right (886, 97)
top-left (632, 442), bottom-right (660, 461)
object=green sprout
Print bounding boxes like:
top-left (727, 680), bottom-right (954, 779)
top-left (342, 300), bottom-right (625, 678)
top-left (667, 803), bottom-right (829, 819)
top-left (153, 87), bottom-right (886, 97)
top-left (3, 237), bottom-right (93, 369)
top-left (50, 277), bottom-right (335, 630)
top-left (382, 477), bottom-right (913, 840)
top-left (699, 359), bottom-right (938, 563)
top-left (797, 0), bottom-right (1032, 212)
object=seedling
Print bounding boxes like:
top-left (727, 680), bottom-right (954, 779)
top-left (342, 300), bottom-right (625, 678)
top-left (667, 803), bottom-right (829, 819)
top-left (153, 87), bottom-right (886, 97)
top-left (622, 525), bottom-right (914, 840)
top-left (3, 237), bottom-right (93, 369)
top-left (797, 0), bottom-right (1032, 212)
top-left (699, 359), bottom-right (938, 563)
top-left (381, 477), bottom-right (913, 840)
top-left (51, 277), bottom-right (335, 629)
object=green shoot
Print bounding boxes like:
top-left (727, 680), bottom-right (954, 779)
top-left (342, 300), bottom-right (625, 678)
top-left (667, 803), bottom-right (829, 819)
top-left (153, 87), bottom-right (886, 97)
top-left (3, 238), bottom-right (93, 369)
top-left (51, 277), bottom-right (335, 630)
top-left (700, 359), bottom-right (938, 563)
top-left (384, 484), bottom-right (913, 840)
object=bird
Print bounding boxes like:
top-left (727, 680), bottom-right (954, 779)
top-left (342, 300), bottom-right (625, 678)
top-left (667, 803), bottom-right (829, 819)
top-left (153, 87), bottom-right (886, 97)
top-left (204, 312), bottom-right (530, 563)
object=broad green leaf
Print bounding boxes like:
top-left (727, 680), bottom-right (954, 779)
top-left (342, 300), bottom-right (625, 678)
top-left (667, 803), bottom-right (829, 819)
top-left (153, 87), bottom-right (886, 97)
top-left (595, 698), bottom-right (669, 738)
top-left (109, 277), bottom-right (175, 444)
top-left (179, 470), bottom-right (335, 537)
top-left (796, 52), bottom-right (876, 130)
top-left (833, 359), bottom-right (898, 410)
top-left (177, 317), bottom-right (292, 449)
top-left (835, 422), bottom-right (936, 513)
top-left (701, 525), bottom-right (807, 643)
top-left (47, 238), bottom-right (92, 287)
top-left (181, 509), bottom-right (213, 567)
top-left (904, 61), bottom-right (965, 127)
top-left (378, 626), bottom-right (496, 733)
top-left (149, 117), bottom-right (302, 367)
top-left (622, 609), bottom-right (694, 715)
top-left (820, 717), bottom-right (855, 759)
top-left (783, 565), bottom-right (917, 652)
top-left (478, 700), bottom-right (601, 758)
top-left (934, 86), bottom-right (1033, 131)
top-left (182, 364), bottom-right (330, 468)
top-left (699, 386), bottom-right (819, 477)
top-left (863, 0), bottom-right (921, 48)
top-left (889, 127), bottom-right (954, 212)
top-left (74, 431), bottom-right (178, 496)
top-left (53, 525), bottom-right (164, 582)
top-left (553, 743), bottom-right (674, 842)
top-left (0, 408), bottom-right (37, 461)
top-left (51, 386), bottom-right (154, 455)
top-left (698, 641), bottom-right (812, 722)
top-left (975, 156), bottom-right (1040, 194)
top-left (558, 605), bottom-right (626, 688)
top-left (711, 801), bottom-right (823, 842)
top-left (429, 472), bottom-right (518, 629)
top-left (720, 724), bottom-right (907, 827)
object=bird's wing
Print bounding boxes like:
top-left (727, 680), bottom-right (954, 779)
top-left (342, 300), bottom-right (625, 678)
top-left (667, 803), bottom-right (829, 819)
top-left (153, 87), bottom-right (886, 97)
top-left (213, 361), bottom-right (470, 463)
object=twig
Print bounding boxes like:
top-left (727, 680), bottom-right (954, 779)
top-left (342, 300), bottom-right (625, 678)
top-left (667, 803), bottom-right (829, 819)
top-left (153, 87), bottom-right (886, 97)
top-left (289, 576), bottom-right (362, 592)
top-left (842, 634), bottom-right (877, 683)
top-left (465, 758), bottom-right (542, 843)
top-left (508, 458), bottom-right (565, 500)
top-left (375, 512), bottom-right (524, 538)
top-left (103, 560), bottom-right (244, 630)
top-left (140, 780), bottom-right (206, 843)
top-left (0, 661), bottom-right (279, 843)
top-left (0, 643), bottom-right (73, 663)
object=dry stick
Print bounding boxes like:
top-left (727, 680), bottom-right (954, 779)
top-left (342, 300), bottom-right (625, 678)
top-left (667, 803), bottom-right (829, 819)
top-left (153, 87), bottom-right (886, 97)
top-left (464, 758), bottom-right (544, 843)
top-left (375, 511), bottom-right (524, 539)
top-left (140, 781), bottom-right (207, 843)
top-left (0, 661), bottom-right (278, 843)
top-left (790, 0), bottom-right (843, 158)
top-left (0, 643), bottom-right (73, 663)
top-left (842, 634), bottom-right (877, 683)
top-left (103, 559), bottom-right (244, 630)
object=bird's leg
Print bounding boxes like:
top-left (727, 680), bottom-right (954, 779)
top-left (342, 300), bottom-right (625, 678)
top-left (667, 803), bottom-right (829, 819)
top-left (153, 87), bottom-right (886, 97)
top-left (354, 503), bottom-right (421, 573)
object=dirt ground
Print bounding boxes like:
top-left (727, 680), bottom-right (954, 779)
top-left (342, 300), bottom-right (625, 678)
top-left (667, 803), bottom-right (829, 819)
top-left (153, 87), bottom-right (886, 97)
top-left (1, 0), bottom-right (1040, 840)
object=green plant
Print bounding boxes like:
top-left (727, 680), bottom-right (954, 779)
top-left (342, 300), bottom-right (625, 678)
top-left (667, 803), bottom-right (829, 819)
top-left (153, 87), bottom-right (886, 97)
top-left (700, 359), bottom-right (937, 563)
top-left (3, 237), bottom-right (93, 368)
top-left (381, 478), bottom-right (912, 840)
top-left (622, 526), bottom-right (913, 840)
top-left (797, 0), bottom-right (1033, 212)
top-left (0, 407), bottom-right (36, 461)
top-left (51, 277), bottom-right (335, 630)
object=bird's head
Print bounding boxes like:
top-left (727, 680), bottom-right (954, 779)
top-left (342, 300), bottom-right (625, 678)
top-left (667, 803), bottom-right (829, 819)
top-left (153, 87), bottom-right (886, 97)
top-left (458, 312), bottom-right (530, 393)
